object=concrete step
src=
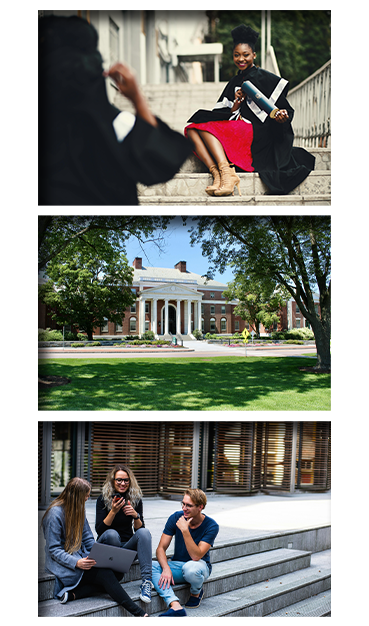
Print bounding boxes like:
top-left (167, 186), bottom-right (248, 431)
top-left (38, 527), bottom-right (331, 602)
top-left (150, 564), bottom-right (331, 617)
top-left (180, 149), bottom-right (330, 173)
top-left (38, 547), bottom-right (315, 617)
top-left (138, 169), bottom-right (330, 203)
top-left (138, 194), bottom-right (331, 206)
top-left (266, 589), bottom-right (331, 617)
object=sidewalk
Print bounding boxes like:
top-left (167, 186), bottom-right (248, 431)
top-left (38, 491), bottom-right (330, 576)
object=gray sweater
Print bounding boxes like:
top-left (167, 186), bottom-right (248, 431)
top-left (42, 505), bottom-right (95, 598)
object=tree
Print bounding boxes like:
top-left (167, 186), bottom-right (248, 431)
top-left (189, 216), bottom-right (331, 370)
top-left (38, 215), bottom-right (172, 271)
top-left (223, 275), bottom-right (289, 337)
top-left (39, 232), bottom-right (136, 340)
top-left (206, 10), bottom-right (331, 87)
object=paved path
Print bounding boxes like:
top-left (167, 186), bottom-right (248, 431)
top-left (38, 341), bottom-right (317, 359)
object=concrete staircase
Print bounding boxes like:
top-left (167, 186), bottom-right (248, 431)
top-left (114, 83), bottom-right (331, 206)
top-left (38, 526), bottom-right (331, 617)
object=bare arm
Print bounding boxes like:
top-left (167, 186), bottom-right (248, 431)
top-left (156, 533), bottom-right (174, 589)
top-left (104, 63), bottom-right (158, 128)
top-left (176, 516), bottom-right (211, 561)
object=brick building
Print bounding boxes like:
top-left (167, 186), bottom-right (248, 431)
top-left (39, 257), bottom-right (318, 337)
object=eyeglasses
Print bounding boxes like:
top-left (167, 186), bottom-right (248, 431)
top-left (181, 502), bottom-right (195, 509)
top-left (115, 478), bottom-right (130, 484)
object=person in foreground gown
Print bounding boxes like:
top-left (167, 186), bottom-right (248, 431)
top-left (38, 15), bottom-right (192, 205)
top-left (185, 24), bottom-right (315, 197)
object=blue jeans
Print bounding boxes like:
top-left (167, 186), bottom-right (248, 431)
top-left (152, 559), bottom-right (210, 607)
top-left (97, 528), bottom-right (152, 581)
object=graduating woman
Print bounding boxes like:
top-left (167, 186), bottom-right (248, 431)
top-left (185, 24), bottom-right (315, 196)
top-left (42, 477), bottom-right (148, 616)
top-left (39, 15), bottom-right (192, 205)
top-left (96, 465), bottom-right (153, 604)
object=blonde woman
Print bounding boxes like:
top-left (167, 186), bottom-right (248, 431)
top-left (42, 477), bottom-right (147, 616)
top-left (96, 465), bottom-right (153, 603)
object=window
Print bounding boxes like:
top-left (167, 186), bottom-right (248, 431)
top-left (210, 305), bottom-right (215, 315)
top-left (210, 317), bottom-right (216, 332)
top-left (145, 302), bottom-right (150, 314)
top-left (101, 318), bottom-right (109, 333)
top-left (116, 322), bottom-right (122, 333)
top-left (201, 304), bottom-right (204, 315)
top-left (221, 318), bottom-right (227, 332)
top-left (210, 292), bottom-right (215, 299)
top-left (221, 305), bottom-right (226, 314)
top-left (130, 303), bottom-right (136, 313)
top-left (235, 321), bottom-right (240, 331)
top-left (130, 317), bottom-right (137, 332)
top-left (202, 318), bottom-right (204, 332)
top-left (296, 304), bottom-right (300, 313)
top-left (295, 318), bottom-right (301, 328)
top-left (145, 320), bottom-right (150, 332)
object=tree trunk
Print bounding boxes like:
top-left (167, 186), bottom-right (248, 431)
top-left (310, 318), bottom-right (330, 370)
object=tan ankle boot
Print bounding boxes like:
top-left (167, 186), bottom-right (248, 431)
top-left (205, 164), bottom-right (221, 196)
top-left (214, 161), bottom-right (241, 197)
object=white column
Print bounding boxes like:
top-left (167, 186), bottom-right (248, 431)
top-left (176, 299), bottom-right (181, 336)
top-left (140, 297), bottom-right (146, 337)
top-left (197, 299), bottom-right (202, 331)
top-left (186, 300), bottom-right (192, 334)
top-left (152, 298), bottom-right (157, 335)
top-left (164, 299), bottom-right (169, 335)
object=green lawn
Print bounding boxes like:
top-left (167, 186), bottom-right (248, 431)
top-left (38, 356), bottom-right (330, 411)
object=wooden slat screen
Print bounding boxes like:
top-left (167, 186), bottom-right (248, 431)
top-left (297, 422), bottom-right (331, 490)
top-left (160, 422), bottom-right (194, 493)
top-left (38, 422), bottom-right (43, 503)
top-left (90, 422), bottom-right (161, 496)
top-left (262, 422), bottom-right (294, 490)
top-left (213, 422), bottom-right (263, 493)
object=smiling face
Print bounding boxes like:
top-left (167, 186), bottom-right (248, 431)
top-left (181, 494), bottom-right (203, 520)
top-left (114, 469), bottom-right (130, 494)
top-left (233, 43), bottom-right (256, 72)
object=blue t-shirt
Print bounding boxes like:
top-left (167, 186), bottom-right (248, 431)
top-left (163, 511), bottom-right (219, 572)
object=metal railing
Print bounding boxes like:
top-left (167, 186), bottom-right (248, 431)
top-left (288, 60), bottom-right (331, 148)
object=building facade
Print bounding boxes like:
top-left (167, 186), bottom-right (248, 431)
top-left (91, 257), bottom-right (317, 338)
top-left (39, 421), bottom-right (331, 507)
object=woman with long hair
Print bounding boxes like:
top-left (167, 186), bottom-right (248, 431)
top-left (96, 465), bottom-right (153, 604)
top-left (42, 477), bottom-right (148, 616)
top-left (185, 24), bottom-right (315, 196)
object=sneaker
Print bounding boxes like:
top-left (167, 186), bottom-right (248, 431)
top-left (185, 587), bottom-right (204, 608)
top-left (159, 608), bottom-right (187, 616)
top-left (59, 592), bottom-right (69, 604)
top-left (139, 579), bottom-right (154, 603)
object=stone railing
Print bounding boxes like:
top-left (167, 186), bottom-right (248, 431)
top-left (288, 60), bottom-right (331, 148)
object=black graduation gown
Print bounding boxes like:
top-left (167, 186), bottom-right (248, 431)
top-left (39, 76), bottom-right (192, 206)
top-left (187, 65), bottom-right (315, 195)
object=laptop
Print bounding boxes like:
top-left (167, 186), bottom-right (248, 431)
top-left (87, 543), bottom-right (137, 574)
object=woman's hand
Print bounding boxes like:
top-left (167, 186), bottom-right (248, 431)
top-left (104, 63), bottom-right (141, 102)
top-left (122, 500), bottom-right (137, 518)
top-left (111, 496), bottom-right (126, 514)
top-left (274, 109), bottom-right (289, 123)
top-left (76, 557), bottom-right (96, 570)
top-left (103, 63), bottom-right (158, 127)
top-left (231, 88), bottom-right (245, 112)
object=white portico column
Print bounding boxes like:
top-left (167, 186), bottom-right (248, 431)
top-left (186, 300), bottom-right (192, 334)
top-left (197, 299), bottom-right (202, 331)
top-left (176, 299), bottom-right (181, 335)
top-left (164, 299), bottom-right (169, 335)
top-left (139, 296), bottom-right (146, 336)
top-left (152, 298), bottom-right (158, 335)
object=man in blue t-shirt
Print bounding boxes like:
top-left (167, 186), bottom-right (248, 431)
top-left (152, 488), bottom-right (219, 617)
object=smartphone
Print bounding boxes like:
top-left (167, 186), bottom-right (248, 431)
top-left (113, 494), bottom-right (125, 503)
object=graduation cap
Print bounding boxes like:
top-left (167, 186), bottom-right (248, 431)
top-left (231, 24), bottom-right (259, 50)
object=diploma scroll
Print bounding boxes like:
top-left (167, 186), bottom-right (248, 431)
top-left (241, 81), bottom-right (279, 118)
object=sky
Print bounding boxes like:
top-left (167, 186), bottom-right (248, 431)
top-left (123, 216), bottom-right (236, 285)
